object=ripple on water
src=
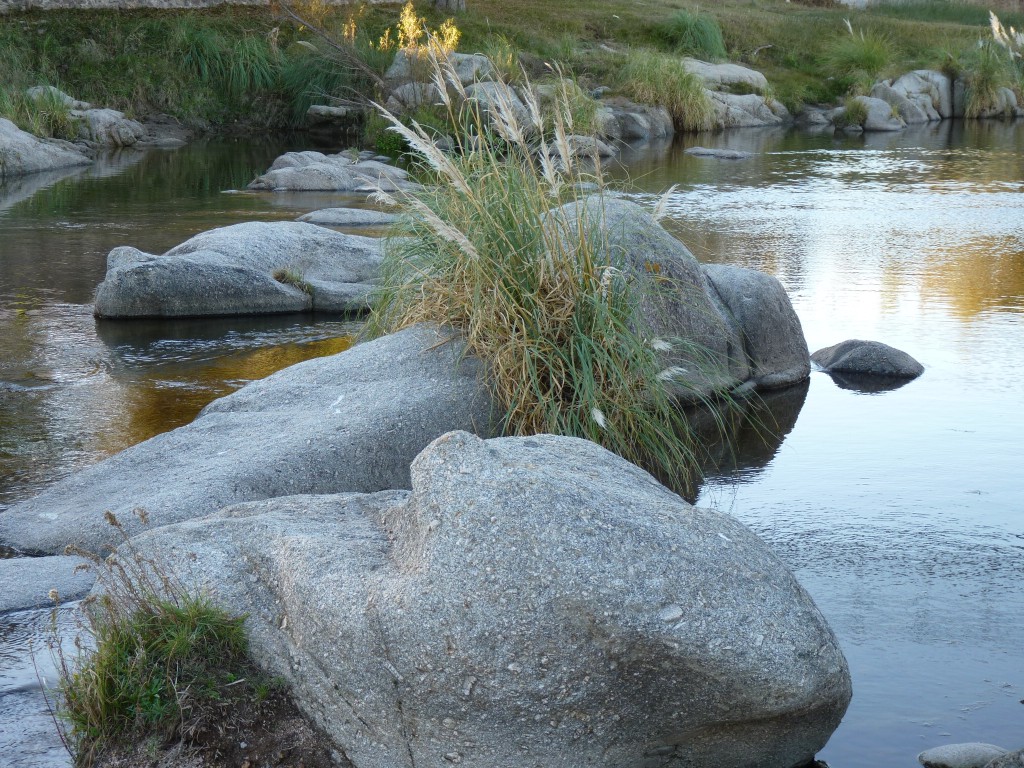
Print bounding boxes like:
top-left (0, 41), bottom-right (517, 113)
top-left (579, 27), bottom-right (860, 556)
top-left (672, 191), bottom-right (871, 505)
top-left (0, 606), bottom-right (81, 768)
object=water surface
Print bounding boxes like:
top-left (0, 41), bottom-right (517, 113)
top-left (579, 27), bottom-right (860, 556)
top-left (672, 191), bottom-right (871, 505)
top-left (2, 123), bottom-right (1023, 766)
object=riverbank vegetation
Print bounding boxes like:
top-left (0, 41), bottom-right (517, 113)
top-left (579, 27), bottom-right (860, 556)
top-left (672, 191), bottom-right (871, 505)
top-left (1, 0), bottom-right (1022, 138)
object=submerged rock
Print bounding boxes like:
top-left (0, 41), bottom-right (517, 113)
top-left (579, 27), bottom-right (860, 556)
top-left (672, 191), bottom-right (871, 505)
top-left (125, 430), bottom-right (853, 768)
top-left (918, 743), bottom-right (1009, 768)
top-left (684, 146), bottom-right (754, 159)
top-left (93, 221), bottom-right (383, 318)
top-left (0, 325), bottom-right (494, 556)
top-left (812, 339), bottom-right (924, 379)
top-left (297, 207), bottom-right (400, 227)
top-left (0, 555), bottom-right (96, 612)
top-left (0, 117), bottom-right (91, 178)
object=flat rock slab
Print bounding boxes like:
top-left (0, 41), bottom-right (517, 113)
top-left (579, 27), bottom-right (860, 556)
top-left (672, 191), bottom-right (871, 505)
top-left (919, 743), bottom-right (1009, 768)
top-left (127, 430), bottom-right (852, 768)
top-left (0, 325), bottom-right (495, 555)
top-left (685, 146), bottom-right (754, 159)
top-left (0, 555), bottom-right (96, 613)
top-left (812, 339), bottom-right (924, 378)
top-left (297, 207), bottom-right (400, 227)
top-left (93, 221), bottom-right (384, 318)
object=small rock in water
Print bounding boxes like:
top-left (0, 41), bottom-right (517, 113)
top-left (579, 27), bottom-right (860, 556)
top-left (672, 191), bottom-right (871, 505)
top-left (684, 146), bottom-right (754, 160)
top-left (918, 743), bottom-right (1008, 768)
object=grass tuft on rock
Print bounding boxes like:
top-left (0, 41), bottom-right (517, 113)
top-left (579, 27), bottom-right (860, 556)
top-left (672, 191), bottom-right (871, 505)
top-left (365, 53), bottom-right (722, 493)
top-left (52, 511), bottom-right (274, 767)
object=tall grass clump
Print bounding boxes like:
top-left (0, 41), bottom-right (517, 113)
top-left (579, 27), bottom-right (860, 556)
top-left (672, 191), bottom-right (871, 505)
top-left (51, 511), bottom-right (261, 766)
top-left (0, 86), bottom-right (78, 139)
top-left (366, 53), bottom-right (723, 491)
top-left (653, 10), bottom-right (728, 61)
top-left (823, 23), bottom-right (893, 93)
top-left (613, 50), bottom-right (713, 131)
top-left (963, 40), bottom-right (1014, 116)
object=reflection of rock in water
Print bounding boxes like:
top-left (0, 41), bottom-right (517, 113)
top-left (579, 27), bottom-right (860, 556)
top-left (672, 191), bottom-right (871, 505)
top-left (824, 370), bottom-right (916, 394)
top-left (687, 379), bottom-right (810, 498)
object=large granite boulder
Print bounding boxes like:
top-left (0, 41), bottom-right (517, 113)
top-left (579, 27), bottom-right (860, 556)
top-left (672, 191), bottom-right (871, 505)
top-left (122, 430), bottom-right (852, 768)
top-left (0, 117), bottom-right (91, 178)
top-left (856, 95), bottom-right (907, 132)
top-left (704, 264), bottom-right (810, 389)
top-left (0, 325), bottom-right (495, 556)
top-left (549, 197), bottom-right (809, 397)
top-left (985, 749), bottom-right (1024, 768)
top-left (812, 339), bottom-right (924, 379)
top-left (93, 221), bottom-right (383, 318)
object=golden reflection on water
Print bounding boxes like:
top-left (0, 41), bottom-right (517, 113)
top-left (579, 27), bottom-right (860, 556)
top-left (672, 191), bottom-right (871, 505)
top-left (93, 336), bottom-right (355, 458)
top-left (920, 237), bottom-right (1024, 317)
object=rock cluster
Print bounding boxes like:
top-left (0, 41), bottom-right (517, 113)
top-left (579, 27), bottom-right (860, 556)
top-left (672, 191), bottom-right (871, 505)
top-left (683, 58), bottom-right (791, 130)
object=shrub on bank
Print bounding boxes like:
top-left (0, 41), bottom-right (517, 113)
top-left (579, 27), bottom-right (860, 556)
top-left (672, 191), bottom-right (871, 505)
top-left (612, 50), bottom-right (713, 131)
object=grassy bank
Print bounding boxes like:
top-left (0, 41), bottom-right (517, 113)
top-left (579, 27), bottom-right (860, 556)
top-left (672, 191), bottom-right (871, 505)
top-left (1, 0), bottom-right (1022, 139)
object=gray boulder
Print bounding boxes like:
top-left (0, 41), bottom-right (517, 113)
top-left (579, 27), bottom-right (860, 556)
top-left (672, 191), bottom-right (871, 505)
top-left (0, 325), bottom-right (495, 556)
top-left (704, 264), bottom-right (810, 389)
top-left (71, 107), bottom-right (145, 147)
top-left (463, 82), bottom-right (531, 128)
top-left (0, 555), bottom-right (96, 613)
top-left (386, 49), bottom-right (495, 86)
top-left (298, 207), bottom-right (400, 227)
top-left (919, 743), bottom-right (1009, 768)
top-left (25, 85), bottom-right (92, 110)
top-left (855, 96), bottom-right (907, 132)
top-left (0, 117), bottom-right (92, 178)
top-left (595, 97), bottom-right (674, 141)
top-left (249, 156), bottom-right (411, 192)
top-left (123, 430), bottom-right (852, 768)
top-left (385, 81), bottom-right (443, 114)
top-left (683, 58), bottom-right (770, 93)
top-left (708, 92), bottom-right (790, 129)
top-left (985, 749), bottom-right (1024, 768)
top-left (306, 104), bottom-right (364, 133)
top-left (93, 221), bottom-right (383, 318)
top-left (549, 197), bottom-right (809, 397)
top-left (812, 339), bottom-right (924, 378)
top-left (872, 70), bottom-right (951, 122)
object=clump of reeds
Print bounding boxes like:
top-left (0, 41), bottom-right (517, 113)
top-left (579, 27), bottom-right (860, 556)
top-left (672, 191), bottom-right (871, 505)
top-left (366, 50), bottom-right (721, 492)
top-left (823, 20), bottom-right (893, 93)
top-left (612, 50), bottom-right (714, 132)
top-left (653, 10), bottom-right (728, 61)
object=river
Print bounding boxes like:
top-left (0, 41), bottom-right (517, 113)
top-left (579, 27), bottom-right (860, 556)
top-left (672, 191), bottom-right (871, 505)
top-left (1, 122), bottom-right (1022, 766)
